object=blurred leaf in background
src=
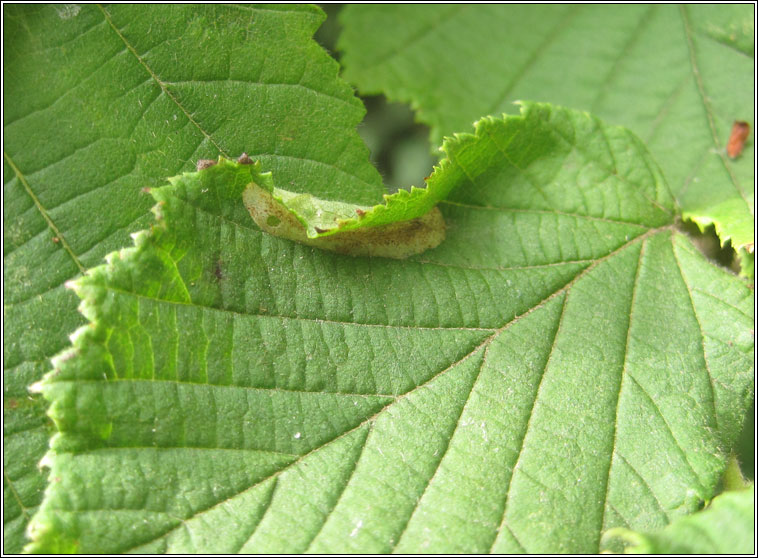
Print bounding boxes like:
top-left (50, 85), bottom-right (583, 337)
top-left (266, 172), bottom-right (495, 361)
top-left (340, 4), bottom-right (755, 266)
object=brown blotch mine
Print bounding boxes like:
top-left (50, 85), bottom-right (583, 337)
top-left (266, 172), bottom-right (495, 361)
top-left (243, 183), bottom-right (445, 259)
top-left (196, 159), bottom-right (218, 171)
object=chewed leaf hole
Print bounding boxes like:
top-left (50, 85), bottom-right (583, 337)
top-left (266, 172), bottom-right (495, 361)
top-left (677, 219), bottom-right (740, 274)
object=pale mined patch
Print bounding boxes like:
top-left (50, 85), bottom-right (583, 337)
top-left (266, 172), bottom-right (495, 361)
top-left (243, 183), bottom-right (445, 259)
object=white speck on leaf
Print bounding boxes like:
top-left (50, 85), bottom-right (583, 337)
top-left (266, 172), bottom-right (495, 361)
top-left (294, 432), bottom-right (301, 439)
top-left (350, 519), bottom-right (363, 537)
top-left (56, 4), bottom-right (80, 19)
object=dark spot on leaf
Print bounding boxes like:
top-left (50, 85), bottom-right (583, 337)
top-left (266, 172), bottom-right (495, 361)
top-left (237, 153), bottom-right (253, 165)
top-left (52, 236), bottom-right (60, 243)
top-left (266, 215), bottom-right (281, 227)
top-left (214, 259), bottom-right (224, 281)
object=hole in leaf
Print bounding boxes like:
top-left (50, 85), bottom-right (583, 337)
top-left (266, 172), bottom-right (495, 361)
top-left (677, 219), bottom-right (740, 274)
top-left (734, 397), bottom-right (755, 480)
top-left (314, 5), bottom-right (435, 194)
top-left (356, 94), bottom-right (436, 193)
top-left (313, 3), bottom-right (343, 54)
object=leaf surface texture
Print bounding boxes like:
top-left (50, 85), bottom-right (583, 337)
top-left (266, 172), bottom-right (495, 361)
top-left (28, 103), bottom-right (754, 554)
top-left (3, 4), bottom-right (381, 550)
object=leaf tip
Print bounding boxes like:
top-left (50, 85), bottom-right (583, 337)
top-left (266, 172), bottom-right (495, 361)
top-left (63, 278), bottom-right (79, 291)
top-left (28, 380), bottom-right (45, 394)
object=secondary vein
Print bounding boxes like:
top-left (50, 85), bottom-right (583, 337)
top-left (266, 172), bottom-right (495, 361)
top-left (4, 151), bottom-right (85, 273)
top-left (98, 4), bottom-right (228, 157)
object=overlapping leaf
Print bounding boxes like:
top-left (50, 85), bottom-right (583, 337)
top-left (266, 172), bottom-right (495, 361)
top-left (3, 4), bottom-right (383, 551)
top-left (28, 103), bottom-right (754, 553)
top-left (602, 486), bottom-right (754, 554)
top-left (339, 4), bottom-right (755, 255)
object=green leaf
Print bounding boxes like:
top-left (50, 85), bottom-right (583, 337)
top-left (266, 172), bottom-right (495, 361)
top-left (28, 102), bottom-right (753, 553)
top-left (602, 486), bottom-right (755, 554)
top-left (738, 249), bottom-right (755, 280)
top-left (721, 454), bottom-right (751, 491)
top-left (3, 4), bottom-right (383, 550)
top-left (339, 5), bottom-right (755, 253)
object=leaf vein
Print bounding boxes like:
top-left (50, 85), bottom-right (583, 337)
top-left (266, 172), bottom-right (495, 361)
top-left (598, 236), bottom-right (645, 542)
top-left (117, 339), bottom-right (491, 553)
top-left (546, 117), bottom-right (674, 219)
top-left (589, 5), bottom-right (657, 112)
top-left (670, 241), bottom-right (721, 435)
top-left (485, 5), bottom-right (582, 117)
top-left (233, 477), bottom-right (279, 553)
top-left (355, 5), bottom-right (466, 70)
top-left (99, 5), bottom-right (228, 157)
top-left (615, 452), bottom-right (669, 520)
top-left (99, 284), bottom-right (498, 332)
top-left (627, 374), bottom-right (704, 491)
top-left (162, 79), bottom-right (357, 110)
top-left (488, 291), bottom-right (568, 553)
top-left (3, 151), bottom-right (85, 273)
top-left (249, 152), bottom-right (379, 193)
top-left (3, 470), bottom-right (32, 520)
top-left (679, 5), bottom-right (753, 216)
top-left (440, 200), bottom-right (654, 228)
top-left (690, 287), bottom-right (754, 321)
top-left (301, 425), bottom-right (371, 552)
top-left (391, 347), bottom-right (487, 551)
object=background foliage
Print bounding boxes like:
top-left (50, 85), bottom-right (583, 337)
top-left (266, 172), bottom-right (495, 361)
top-left (339, 4), bottom-right (755, 259)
